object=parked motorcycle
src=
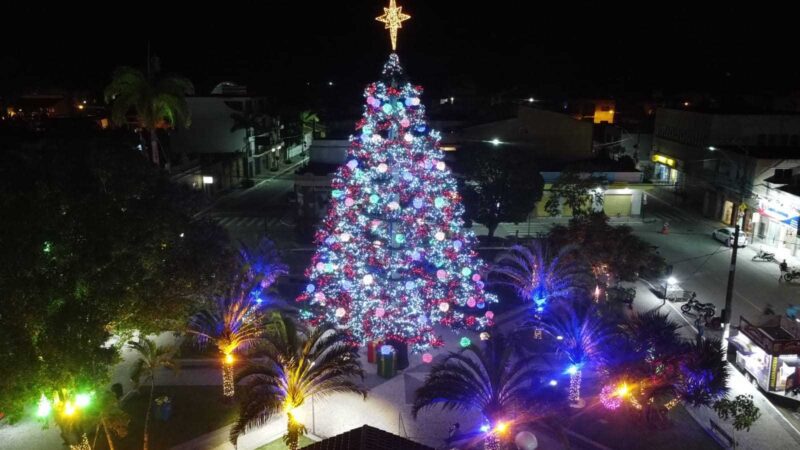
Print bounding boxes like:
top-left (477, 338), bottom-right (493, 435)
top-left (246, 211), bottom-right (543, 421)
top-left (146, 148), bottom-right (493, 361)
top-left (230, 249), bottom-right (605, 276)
top-left (783, 268), bottom-right (800, 282)
top-left (681, 296), bottom-right (716, 319)
top-left (752, 250), bottom-right (776, 262)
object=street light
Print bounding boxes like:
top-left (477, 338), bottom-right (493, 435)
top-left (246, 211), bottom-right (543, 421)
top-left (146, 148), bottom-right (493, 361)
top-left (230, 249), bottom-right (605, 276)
top-left (491, 138), bottom-right (501, 146)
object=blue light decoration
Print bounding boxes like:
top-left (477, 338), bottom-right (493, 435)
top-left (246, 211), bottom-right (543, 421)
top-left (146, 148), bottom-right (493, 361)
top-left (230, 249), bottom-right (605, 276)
top-left (549, 379), bottom-right (558, 387)
top-left (479, 424), bottom-right (491, 433)
top-left (296, 54), bottom-right (497, 352)
top-left (566, 364), bottom-right (580, 375)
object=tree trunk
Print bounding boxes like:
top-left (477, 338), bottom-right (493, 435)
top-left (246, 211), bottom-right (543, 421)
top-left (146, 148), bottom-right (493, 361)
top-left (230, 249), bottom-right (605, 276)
top-left (487, 222), bottom-right (498, 239)
top-left (483, 433), bottom-right (500, 450)
top-left (222, 362), bottom-right (235, 397)
top-left (569, 369), bottom-right (582, 406)
top-left (143, 381), bottom-right (155, 450)
top-left (149, 128), bottom-right (160, 167)
top-left (103, 419), bottom-right (117, 450)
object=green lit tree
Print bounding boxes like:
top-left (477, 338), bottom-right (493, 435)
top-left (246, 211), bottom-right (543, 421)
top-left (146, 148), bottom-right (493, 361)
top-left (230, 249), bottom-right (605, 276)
top-left (0, 140), bottom-right (231, 422)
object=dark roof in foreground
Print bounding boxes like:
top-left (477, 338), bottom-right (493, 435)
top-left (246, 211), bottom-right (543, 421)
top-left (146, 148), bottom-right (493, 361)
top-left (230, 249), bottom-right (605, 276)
top-left (303, 425), bottom-right (434, 450)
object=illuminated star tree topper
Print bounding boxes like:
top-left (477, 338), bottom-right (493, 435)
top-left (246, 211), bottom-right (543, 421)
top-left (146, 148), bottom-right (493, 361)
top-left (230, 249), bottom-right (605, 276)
top-left (376, 0), bottom-right (411, 51)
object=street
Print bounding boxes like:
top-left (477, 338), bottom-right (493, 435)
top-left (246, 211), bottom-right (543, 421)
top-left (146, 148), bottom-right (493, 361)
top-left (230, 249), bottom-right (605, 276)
top-left (203, 160), bottom-right (304, 243)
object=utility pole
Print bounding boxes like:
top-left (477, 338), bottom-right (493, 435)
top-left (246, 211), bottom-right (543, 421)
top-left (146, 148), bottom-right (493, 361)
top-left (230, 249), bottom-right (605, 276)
top-left (722, 216), bottom-right (741, 361)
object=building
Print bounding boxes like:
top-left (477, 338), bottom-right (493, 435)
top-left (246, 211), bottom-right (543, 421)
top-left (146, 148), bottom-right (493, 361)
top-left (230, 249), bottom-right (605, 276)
top-left (652, 108), bottom-right (800, 232)
top-left (443, 105), bottom-right (594, 162)
top-left (533, 159), bottom-right (650, 218)
top-left (303, 425), bottom-right (434, 450)
top-left (170, 83), bottom-right (296, 185)
top-left (294, 139), bottom-right (349, 220)
top-left (731, 315), bottom-right (800, 396)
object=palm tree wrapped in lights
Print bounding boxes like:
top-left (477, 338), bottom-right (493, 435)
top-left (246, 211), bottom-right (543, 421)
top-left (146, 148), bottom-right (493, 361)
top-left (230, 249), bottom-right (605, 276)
top-left (188, 276), bottom-right (265, 397)
top-left (413, 334), bottom-right (557, 450)
top-left (531, 299), bottom-right (613, 408)
top-left (230, 317), bottom-right (366, 450)
top-left (488, 241), bottom-right (591, 337)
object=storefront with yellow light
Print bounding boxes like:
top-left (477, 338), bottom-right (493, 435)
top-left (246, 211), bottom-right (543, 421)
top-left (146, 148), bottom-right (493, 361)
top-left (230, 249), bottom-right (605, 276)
top-left (651, 153), bottom-right (681, 184)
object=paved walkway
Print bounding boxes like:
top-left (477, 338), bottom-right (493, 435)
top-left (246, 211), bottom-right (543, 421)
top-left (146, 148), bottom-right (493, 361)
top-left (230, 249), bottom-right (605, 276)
top-left (632, 278), bottom-right (800, 449)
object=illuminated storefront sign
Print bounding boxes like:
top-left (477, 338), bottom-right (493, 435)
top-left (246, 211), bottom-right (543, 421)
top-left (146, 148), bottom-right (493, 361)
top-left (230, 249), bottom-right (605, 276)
top-left (758, 198), bottom-right (800, 228)
top-left (652, 153), bottom-right (676, 168)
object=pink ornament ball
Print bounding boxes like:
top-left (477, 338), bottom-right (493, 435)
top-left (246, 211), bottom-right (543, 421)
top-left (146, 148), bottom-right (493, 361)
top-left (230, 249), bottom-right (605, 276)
top-left (422, 353), bottom-right (433, 363)
top-left (485, 311), bottom-right (494, 320)
top-left (345, 198), bottom-right (355, 207)
top-left (472, 274), bottom-right (481, 282)
top-left (400, 118), bottom-right (410, 128)
top-left (375, 307), bottom-right (385, 317)
top-left (467, 298), bottom-right (477, 308)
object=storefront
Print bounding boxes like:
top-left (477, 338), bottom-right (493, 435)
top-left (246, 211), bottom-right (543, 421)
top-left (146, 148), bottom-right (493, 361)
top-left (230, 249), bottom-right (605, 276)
top-left (752, 194), bottom-right (800, 257)
top-left (731, 316), bottom-right (800, 394)
top-left (651, 153), bottom-right (681, 184)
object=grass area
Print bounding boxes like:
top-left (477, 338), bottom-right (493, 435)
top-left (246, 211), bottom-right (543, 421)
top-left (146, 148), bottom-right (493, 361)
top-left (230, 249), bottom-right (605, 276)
top-left (91, 385), bottom-right (239, 450)
top-left (568, 403), bottom-right (721, 450)
top-left (254, 435), bottom-right (315, 449)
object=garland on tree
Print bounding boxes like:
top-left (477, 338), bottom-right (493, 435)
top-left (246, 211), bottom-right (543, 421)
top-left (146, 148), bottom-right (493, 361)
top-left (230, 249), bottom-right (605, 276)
top-left (298, 54), bottom-right (497, 351)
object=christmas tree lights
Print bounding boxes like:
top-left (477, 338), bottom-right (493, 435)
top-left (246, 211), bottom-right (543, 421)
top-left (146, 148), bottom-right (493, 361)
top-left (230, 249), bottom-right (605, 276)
top-left (298, 54), bottom-right (497, 352)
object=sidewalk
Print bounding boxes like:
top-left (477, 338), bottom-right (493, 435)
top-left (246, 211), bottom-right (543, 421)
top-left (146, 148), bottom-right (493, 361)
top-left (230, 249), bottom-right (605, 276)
top-left (632, 279), bottom-right (800, 449)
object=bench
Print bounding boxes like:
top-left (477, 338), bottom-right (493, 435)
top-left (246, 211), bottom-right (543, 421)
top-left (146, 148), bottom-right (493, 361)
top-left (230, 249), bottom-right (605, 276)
top-left (709, 419), bottom-right (735, 448)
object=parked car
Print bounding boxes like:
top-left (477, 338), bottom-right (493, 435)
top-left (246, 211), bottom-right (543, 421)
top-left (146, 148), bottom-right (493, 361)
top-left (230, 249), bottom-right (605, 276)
top-left (712, 227), bottom-right (748, 247)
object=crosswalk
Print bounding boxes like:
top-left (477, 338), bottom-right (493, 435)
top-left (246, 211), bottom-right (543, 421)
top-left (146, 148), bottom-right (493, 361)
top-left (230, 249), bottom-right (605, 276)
top-left (210, 215), bottom-right (290, 230)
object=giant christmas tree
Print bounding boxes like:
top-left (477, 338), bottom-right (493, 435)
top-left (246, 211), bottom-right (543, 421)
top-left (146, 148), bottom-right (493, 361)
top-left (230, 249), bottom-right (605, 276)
top-left (298, 3), bottom-right (496, 352)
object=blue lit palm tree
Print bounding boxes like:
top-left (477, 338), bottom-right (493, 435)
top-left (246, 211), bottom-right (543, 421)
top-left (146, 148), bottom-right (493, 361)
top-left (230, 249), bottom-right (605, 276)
top-left (238, 238), bottom-right (289, 299)
top-left (531, 299), bottom-right (614, 407)
top-left (488, 241), bottom-right (591, 310)
top-left (675, 338), bottom-right (730, 407)
top-left (413, 334), bottom-right (561, 449)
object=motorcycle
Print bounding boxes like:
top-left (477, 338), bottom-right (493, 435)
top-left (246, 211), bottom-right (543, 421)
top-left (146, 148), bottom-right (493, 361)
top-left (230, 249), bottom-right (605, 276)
top-left (681, 296), bottom-right (716, 319)
top-left (783, 268), bottom-right (800, 282)
top-left (752, 250), bottom-right (776, 262)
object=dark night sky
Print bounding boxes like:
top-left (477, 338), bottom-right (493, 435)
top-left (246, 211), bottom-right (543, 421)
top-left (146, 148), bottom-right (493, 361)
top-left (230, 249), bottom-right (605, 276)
top-left (1, 2), bottom-right (797, 104)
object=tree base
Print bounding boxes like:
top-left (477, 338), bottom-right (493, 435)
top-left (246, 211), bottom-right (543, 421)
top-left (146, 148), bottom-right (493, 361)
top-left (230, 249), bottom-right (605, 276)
top-left (569, 399), bottom-right (586, 409)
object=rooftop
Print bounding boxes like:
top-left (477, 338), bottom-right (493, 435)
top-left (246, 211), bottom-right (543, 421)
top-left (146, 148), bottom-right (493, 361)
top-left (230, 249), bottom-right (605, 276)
top-left (303, 425), bottom-right (434, 450)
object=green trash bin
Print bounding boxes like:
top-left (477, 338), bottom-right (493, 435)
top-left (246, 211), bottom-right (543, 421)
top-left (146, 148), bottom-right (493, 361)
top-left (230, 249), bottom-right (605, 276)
top-left (377, 345), bottom-right (397, 379)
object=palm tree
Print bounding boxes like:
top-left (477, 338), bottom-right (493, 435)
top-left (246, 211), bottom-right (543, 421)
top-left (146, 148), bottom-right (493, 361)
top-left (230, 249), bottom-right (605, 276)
top-left (413, 334), bottom-right (553, 450)
top-left (488, 241), bottom-right (591, 309)
top-left (104, 66), bottom-right (193, 168)
top-left (187, 276), bottom-right (265, 398)
top-left (675, 338), bottom-right (730, 407)
top-left (230, 317), bottom-right (366, 450)
top-left (531, 299), bottom-right (614, 408)
top-left (88, 390), bottom-right (130, 450)
top-left (300, 110), bottom-right (320, 135)
top-left (238, 238), bottom-right (289, 297)
top-left (128, 337), bottom-right (179, 450)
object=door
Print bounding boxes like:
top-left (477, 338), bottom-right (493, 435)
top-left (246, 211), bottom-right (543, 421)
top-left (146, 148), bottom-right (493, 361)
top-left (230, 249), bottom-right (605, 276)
top-left (604, 195), bottom-right (632, 217)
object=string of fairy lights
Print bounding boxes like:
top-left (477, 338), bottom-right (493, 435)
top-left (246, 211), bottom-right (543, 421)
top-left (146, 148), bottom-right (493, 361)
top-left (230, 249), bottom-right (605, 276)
top-left (297, 53), bottom-right (497, 352)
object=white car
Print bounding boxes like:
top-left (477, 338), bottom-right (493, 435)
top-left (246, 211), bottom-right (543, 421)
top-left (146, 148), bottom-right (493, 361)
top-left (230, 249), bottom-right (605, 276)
top-left (712, 228), bottom-right (748, 247)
